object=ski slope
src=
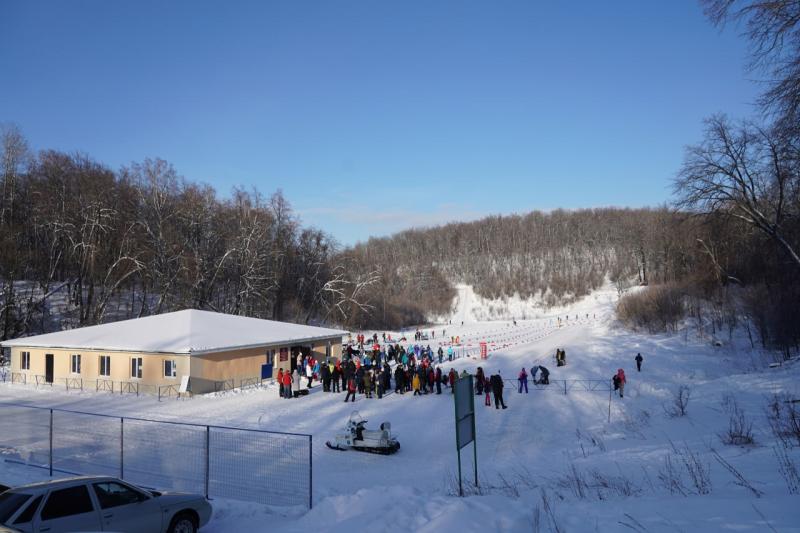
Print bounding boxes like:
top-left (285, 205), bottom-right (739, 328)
top-left (1, 285), bottom-right (799, 532)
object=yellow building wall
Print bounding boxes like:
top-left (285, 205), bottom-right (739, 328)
top-left (8, 346), bottom-right (190, 389)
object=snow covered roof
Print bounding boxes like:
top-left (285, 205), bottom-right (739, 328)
top-left (0, 310), bottom-right (347, 355)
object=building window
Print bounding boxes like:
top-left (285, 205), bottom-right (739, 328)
top-left (131, 357), bottom-right (142, 379)
top-left (99, 356), bottom-right (111, 377)
top-left (164, 359), bottom-right (177, 378)
top-left (21, 351), bottom-right (30, 370)
top-left (71, 354), bottom-right (81, 374)
top-left (266, 349), bottom-right (275, 365)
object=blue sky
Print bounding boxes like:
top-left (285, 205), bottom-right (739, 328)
top-left (0, 1), bottom-right (757, 245)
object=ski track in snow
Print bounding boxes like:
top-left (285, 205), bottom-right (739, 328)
top-left (1, 284), bottom-right (800, 532)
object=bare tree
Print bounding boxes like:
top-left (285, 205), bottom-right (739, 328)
top-left (675, 115), bottom-right (800, 268)
top-left (703, 0), bottom-right (800, 129)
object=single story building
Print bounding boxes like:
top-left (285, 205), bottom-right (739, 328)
top-left (0, 309), bottom-right (346, 394)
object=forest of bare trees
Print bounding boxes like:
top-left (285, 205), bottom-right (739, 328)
top-left (0, 134), bottom-right (381, 339)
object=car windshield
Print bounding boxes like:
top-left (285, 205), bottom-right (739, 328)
top-left (0, 492), bottom-right (32, 524)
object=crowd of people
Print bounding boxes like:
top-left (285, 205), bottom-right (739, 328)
top-left (274, 335), bottom-right (645, 407)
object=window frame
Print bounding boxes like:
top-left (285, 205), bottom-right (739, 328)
top-left (12, 494), bottom-right (42, 525)
top-left (40, 485), bottom-right (96, 521)
top-left (99, 355), bottom-right (111, 377)
top-left (131, 357), bottom-right (143, 379)
top-left (92, 481), bottom-right (149, 509)
top-left (164, 359), bottom-right (177, 378)
top-left (20, 351), bottom-right (30, 370)
top-left (70, 354), bottom-right (81, 375)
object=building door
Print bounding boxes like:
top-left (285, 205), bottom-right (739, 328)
top-left (45, 353), bottom-right (54, 383)
top-left (290, 345), bottom-right (312, 373)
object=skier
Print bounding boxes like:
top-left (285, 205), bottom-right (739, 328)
top-left (447, 346), bottom-right (454, 361)
top-left (635, 353), bottom-right (643, 372)
top-left (438, 346), bottom-right (444, 364)
top-left (490, 372), bottom-right (507, 409)
top-left (435, 366), bottom-right (442, 394)
top-left (530, 365), bottom-right (539, 385)
top-left (484, 376), bottom-right (492, 406)
top-left (518, 367), bottom-right (528, 393)
top-left (616, 368), bottom-right (626, 398)
top-left (448, 368), bottom-right (457, 393)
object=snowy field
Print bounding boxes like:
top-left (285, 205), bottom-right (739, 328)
top-left (2, 286), bottom-right (800, 532)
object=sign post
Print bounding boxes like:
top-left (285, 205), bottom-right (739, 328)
top-left (479, 342), bottom-right (488, 359)
top-left (453, 374), bottom-right (478, 496)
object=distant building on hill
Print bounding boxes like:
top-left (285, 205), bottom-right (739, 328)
top-left (0, 309), bottom-right (346, 394)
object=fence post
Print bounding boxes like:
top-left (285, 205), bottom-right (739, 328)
top-left (564, 380), bottom-right (567, 395)
top-left (607, 387), bottom-right (612, 424)
top-left (49, 409), bottom-right (53, 477)
top-left (120, 418), bottom-right (124, 479)
top-left (309, 435), bottom-right (313, 509)
top-left (205, 426), bottom-right (210, 499)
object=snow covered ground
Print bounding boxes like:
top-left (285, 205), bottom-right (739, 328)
top-left (2, 285), bottom-right (799, 532)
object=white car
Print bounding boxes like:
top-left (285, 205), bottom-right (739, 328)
top-left (0, 476), bottom-right (212, 533)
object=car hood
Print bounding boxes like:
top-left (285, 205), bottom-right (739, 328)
top-left (152, 491), bottom-right (208, 508)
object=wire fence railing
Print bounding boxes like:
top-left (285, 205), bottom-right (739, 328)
top-left (0, 402), bottom-right (313, 509)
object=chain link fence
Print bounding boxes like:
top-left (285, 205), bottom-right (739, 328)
top-left (0, 403), bottom-right (312, 509)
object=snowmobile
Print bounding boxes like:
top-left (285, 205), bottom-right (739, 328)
top-left (326, 411), bottom-right (400, 454)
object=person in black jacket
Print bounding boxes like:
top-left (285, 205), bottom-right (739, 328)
top-left (538, 366), bottom-right (550, 385)
top-left (394, 365), bottom-right (405, 394)
top-left (475, 367), bottom-right (485, 395)
top-left (635, 353), bottom-right (643, 372)
top-left (320, 363), bottom-right (330, 392)
top-left (331, 364), bottom-right (341, 393)
top-left (490, 372), bottom-right (507, 409)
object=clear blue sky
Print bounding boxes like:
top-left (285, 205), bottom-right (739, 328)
top-left (0, 1), bottom-right (757, 245)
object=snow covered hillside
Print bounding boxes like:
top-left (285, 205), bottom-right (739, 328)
top-left (1, 286), bottom-right (799, 532)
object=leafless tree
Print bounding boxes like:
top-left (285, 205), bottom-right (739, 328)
top-left (675, 115), bottom-right (800, 268)
top-left (703, 0), bottom-right (800, 129)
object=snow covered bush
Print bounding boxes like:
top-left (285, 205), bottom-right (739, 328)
top-left (719, 396), bottom-right (755, 446)
top-left (664, 385), bottom-right (691, 417)
top-left (766, 394), bottom-right (800, 448)
top-left (658, 441), bottom-right (712, 496)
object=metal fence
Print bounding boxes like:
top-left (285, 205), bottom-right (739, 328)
top-left (0, 403), bottom-right (313, 509)
top-left (501, 378), bottom-right (612, 394)
top-left (0, 369), bottom-right (272, 400)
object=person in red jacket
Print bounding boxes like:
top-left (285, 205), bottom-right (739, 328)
top-left (448, 368), bottom-right (457, 394)
top-left (344, 375), bottom-right (357, 403)
top-left (282, 369), bottom-right (293, 399)
top-left (616, 368), bottom-right (626, 398)
top-left (277, 368), bottom-right (284, 398)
